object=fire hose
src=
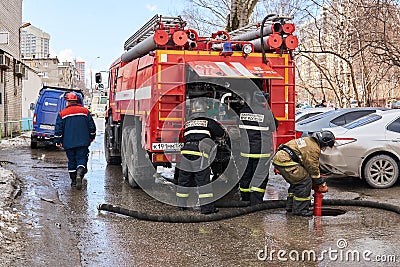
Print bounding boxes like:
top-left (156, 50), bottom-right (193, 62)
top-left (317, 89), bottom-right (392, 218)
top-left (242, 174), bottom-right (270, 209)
top-left (97, 198), bottom-right (400, 223)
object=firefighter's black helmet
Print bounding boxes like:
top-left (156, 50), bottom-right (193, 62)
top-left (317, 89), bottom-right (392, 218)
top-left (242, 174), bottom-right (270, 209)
top-left (190, 98), bottom-right (207, 114)
top-left (311, 130), bottom-right (335, 148)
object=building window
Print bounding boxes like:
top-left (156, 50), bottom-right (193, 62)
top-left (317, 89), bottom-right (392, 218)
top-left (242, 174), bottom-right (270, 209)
top-left (0, 32), bottom-right (9, 44)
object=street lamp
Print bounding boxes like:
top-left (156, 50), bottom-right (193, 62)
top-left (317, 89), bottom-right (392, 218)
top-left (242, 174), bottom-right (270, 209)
top-left (89, 56), bottom-right (100, 100)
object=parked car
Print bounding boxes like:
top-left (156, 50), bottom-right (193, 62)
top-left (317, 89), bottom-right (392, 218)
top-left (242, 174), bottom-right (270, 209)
top-left (296, 107), bottom-right (388, 137)
top-left (295, 107), bottom-right (335, 123)
top-left (31, 86), bottom-right (84, 148)
top-left (319, 109), bottom-right (400, 188)
top-left (90, 95), bottom-right (108, 118)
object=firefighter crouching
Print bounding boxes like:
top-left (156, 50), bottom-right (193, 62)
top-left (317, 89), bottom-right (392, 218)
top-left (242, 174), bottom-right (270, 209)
top-left (238, 91), bottom-right (278, 206)
top-left (272, 130), bottom-right (335, 216)
top-left (176, 98), bottom-right (226, 215)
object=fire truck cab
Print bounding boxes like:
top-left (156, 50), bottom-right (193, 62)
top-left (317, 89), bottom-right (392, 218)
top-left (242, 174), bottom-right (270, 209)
top-left (102, 15), bottom-right (297, 188)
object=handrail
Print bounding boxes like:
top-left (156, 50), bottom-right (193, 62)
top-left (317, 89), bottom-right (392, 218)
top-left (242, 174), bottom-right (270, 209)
top-left (0, 119), bottom-right (32, 142)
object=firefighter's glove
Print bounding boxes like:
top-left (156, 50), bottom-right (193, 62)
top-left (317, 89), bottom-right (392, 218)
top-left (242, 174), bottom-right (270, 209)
top-left (313, 177), bottom-right (325, 186)
top-left (313, 177), bottom-right (328, 193)
top-left (317, 182), bottom-right (328, 193)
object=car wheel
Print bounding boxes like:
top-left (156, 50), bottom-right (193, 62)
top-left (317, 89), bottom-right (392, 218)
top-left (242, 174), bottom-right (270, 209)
top-left (30, 139), bottom-right (38, 149)
top-left (363, 154), bottom-right (399, 189)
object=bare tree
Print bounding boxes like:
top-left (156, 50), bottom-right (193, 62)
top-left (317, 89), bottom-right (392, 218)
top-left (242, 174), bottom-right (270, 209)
top-left (180, 0), bottom-right (400, 107)
top-left (296, 0), bottom-right (400, 107)
top-left (182, 0), bottom-right (268, 33)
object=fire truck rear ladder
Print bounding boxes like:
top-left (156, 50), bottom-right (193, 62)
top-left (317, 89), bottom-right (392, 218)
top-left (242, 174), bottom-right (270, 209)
top-left (156, 62), bottom-right (185, 141)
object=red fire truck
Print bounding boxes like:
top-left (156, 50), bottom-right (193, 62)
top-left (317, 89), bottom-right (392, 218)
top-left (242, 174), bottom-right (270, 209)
top-left (100, 14), bottom-right (298, 188)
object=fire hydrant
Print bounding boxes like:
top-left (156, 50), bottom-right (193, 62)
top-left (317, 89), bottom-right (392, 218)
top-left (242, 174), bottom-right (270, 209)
top-left (313, 183), bottom-right (324, 216)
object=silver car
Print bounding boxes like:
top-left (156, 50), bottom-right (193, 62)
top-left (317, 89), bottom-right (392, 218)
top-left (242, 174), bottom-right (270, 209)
top-left (296, 107), bottom-right (388, 137)
top-left (320, 109), bottom-right (400, 188)
top-left (295, 107), bottom-right (335, 123)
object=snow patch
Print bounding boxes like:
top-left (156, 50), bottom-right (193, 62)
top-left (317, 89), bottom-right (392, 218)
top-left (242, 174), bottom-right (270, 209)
top-left (0, 131), bottom-right (31, 148)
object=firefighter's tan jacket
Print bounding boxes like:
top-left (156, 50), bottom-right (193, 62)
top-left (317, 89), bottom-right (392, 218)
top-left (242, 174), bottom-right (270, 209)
top-left (273, 137), bottom-right (321, 184)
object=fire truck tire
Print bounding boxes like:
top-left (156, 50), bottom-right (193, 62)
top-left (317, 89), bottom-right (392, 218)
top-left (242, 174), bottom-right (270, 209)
top-left (121, 126), bottom-right (140, 189)
top-left (104, 123), bottom-right (122, 165)
top-left (127, 125), bottom-right (154, 189)
top-left (121, 127), bottom-right (129, 180)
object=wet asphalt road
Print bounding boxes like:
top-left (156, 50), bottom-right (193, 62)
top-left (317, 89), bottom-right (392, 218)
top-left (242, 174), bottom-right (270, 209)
top-left (2, 118), bottom-right (400, 266)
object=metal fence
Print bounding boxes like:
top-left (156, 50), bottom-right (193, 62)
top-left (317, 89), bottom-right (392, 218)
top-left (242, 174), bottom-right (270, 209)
top-left (0, 119), bottom-right (33, 142)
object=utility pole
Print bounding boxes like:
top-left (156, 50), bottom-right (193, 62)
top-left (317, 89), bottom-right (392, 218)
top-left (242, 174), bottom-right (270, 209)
top-left (89, 56), bottom-right (100, 102)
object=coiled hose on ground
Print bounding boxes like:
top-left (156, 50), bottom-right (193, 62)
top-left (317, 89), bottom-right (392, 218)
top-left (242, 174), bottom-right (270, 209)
top-left (97, 199), bottom-right (400, 223)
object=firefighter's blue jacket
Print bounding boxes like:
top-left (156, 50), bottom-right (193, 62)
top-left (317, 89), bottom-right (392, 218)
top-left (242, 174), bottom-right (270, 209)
top-left (54, 103), bottom-right (96, 150)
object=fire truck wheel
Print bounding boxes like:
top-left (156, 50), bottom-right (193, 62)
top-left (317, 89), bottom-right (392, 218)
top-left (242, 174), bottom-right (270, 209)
top-left (121, 126), bottom-right (140, 189)
top-left (127, 170), bottom-right (140, 189)
top-left (121, 128), bottom-right (129, 181)
top-left (104, 122), bottom-right (122, 165)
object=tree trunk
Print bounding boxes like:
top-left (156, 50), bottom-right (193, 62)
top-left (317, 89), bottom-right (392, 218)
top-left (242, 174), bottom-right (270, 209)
top-left (227, 0), bottom-right (258, 31)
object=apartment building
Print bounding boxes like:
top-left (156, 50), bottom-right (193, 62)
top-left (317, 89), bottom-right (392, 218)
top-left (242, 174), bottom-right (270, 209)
top-left (20, 24), bottom-right (50, 59)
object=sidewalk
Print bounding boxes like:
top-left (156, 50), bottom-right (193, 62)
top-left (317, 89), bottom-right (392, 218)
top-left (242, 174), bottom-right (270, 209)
top-left (0, 133), bottom-right (29, 260)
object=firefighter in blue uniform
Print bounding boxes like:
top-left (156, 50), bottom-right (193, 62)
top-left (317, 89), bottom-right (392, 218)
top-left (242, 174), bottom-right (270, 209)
top-left (176, 98), bottom-right (225, 214)
top-left (55, 92), bottom-right (96, 189)
top-left (238, 91), bottom-right (277, 205)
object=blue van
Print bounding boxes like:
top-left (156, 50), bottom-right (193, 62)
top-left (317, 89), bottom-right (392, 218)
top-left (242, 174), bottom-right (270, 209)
top-left (30, 86), bottom-right (84, 148)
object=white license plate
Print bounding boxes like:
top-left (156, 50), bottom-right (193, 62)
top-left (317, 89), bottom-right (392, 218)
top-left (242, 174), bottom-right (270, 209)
top-left (152, 143), bottom-right (183, 151)
top-left (39, 124), bottom-right (55, 130)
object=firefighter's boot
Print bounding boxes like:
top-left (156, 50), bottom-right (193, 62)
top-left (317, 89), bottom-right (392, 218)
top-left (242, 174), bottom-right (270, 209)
top-left (286, 194), bottom-right (294, 213)
top-left (69, 172), bottom-right (77, 187)
top-left (76, 166), bottom-right (86, 190)
top-left (240, 191), bottom-right (250, 202)
top-left (200, 204), bottom-right (219, 215)
top-left (250, 192), bottom-right (264, 206)
top-left (293, 199), bottom-right (313, 217)
top-left (176, 193), bottom-right (188, 211)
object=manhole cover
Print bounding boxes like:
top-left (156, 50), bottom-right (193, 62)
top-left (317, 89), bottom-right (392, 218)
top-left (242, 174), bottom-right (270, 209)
top-left (316, 208), bottom-right (346, 216)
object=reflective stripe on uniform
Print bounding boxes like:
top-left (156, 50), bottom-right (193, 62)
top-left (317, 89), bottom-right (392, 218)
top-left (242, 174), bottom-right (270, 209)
top-left (176, 192), bottom-right (189, 198)
top-left (293, 196), bottom-right (311, 201)
top-left (239, 125), bottom-right (270, 131)
top-left (272, 160), bottom-right (298, 166)
top-left (199, 193), bottom-right (213, 198)
top-left (184, 129), bottom-right (211, 136)
top-left (240, 152), bottom-right (271, 158)
top-left (181, 150), bottom-right (209, 158)
top-left (287, 193), bottom-right (294, 197)
top-left (239, 187), bottom-right (250, 193)
top-left (250, 186), bottom-right (266, 193)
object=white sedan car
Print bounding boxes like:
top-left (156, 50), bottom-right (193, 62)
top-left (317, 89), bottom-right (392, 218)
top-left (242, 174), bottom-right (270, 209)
top-left (320, 109), bottom-right (400, 189)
